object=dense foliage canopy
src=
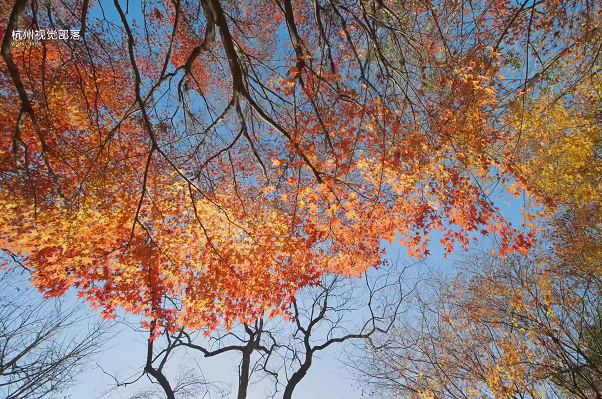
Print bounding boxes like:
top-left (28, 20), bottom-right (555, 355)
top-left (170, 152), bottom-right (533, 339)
top-left (1, 0), bottom-right (599, 337)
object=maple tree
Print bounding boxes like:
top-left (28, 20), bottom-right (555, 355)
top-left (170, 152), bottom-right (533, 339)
top-left (358, 65), bottom-right (602, 399)
top-left (1, 0), bottom-right (598, 335)
top-left (358, 59), bottom-right (602, 394)
top-left (105, 266), bottom-right (408, 399)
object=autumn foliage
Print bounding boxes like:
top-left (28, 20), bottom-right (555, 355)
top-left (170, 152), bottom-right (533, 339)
top-left (1, 0), bottom-right (599, 338)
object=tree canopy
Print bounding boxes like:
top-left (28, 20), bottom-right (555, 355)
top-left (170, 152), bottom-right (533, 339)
top-left (1, 0), bottom-right (599, 335)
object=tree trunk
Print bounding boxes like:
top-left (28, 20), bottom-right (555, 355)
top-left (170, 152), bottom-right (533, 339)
top-left (282, 356), bottom-right (312, 399)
